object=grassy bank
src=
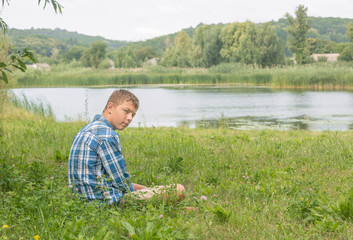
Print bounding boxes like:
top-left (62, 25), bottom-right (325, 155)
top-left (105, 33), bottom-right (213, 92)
top-left (2, 103), bottom-right (353, 239)
top-left (12, 62), bottom-right (353, 89)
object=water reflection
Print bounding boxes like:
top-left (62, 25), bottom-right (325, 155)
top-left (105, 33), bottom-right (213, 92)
top-left (189, 114), bottom-right (353, 131)
top-left (192, 116), bottom-right (310, 130)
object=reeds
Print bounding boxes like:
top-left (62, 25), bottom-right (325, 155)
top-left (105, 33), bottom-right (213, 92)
top-left (13, 62), bottom-right (353, 89)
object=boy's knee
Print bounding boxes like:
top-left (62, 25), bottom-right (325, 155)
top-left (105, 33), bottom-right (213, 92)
top-left (176, 184), bottom-right (186, 201)
top-left (177, 184), bottom-right (185, 193)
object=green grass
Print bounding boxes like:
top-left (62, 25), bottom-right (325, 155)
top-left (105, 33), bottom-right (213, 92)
top-left (2, 103), bottom-right (353, 239)
top-left (12, 62), bottom-right (353, 89)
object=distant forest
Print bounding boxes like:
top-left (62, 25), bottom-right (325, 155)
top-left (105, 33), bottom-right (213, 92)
top-left (6, 16), bottom-right (353, 68)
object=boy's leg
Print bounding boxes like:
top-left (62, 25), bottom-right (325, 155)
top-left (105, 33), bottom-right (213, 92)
top-left (126, 183), bottom-right (186, 201)
top-left (123, 184), bottom-right (197, 213)
top-left (159, 184), bottom-right (186, 201)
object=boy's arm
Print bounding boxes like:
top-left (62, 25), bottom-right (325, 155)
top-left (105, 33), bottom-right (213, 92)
top-left (99, 138), bottom-right (134, 192)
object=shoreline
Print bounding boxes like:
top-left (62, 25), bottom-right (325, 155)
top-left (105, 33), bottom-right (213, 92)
top-left (9, 82), bottom-right (270, 89)
top-left (9, 82), bottom-right (353, 91)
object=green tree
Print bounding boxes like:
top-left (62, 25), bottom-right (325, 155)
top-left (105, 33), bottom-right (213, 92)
top-left (62, 46), bottom-right (86, 62)
top-left (0, 0), bottom-right (62, 83)
top-left (110, 47), bottom-right (140, 68)
top-left (219, 22), bottom-right (246, 62)
top-left (191, 24), bottom-right (222, 67)
top-left (347, 22), bottom-right (353, 42)
top-left (306, 38), bottom-right (336, 54)
top-left (162, 30), bottom-right (191, 67)
top-left (285, 5), bottom-right (312, 64)
top-left (81, 41), bottom-right (107, 68)
top-left (135, 46), bottom-right (155, 62)
top-left (237, 22), bottom-right (260, 65)
top-left (256, 24), bottom-right (285, 66)
top-left (338, 22), bottom-right (353, 62)
top-left (219, 22), bottom-right (284, 66)
top-left (220, 21), bottom-right (267, 64)
top-left (338, 44), bottom-right (353, 61)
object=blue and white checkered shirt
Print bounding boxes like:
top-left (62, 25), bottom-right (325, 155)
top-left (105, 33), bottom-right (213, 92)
top-left (68, 114), bottom-right (134, 204)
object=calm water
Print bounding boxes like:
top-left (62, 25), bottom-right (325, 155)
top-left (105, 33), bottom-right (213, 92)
top-left (10, 86), bottom-right (353, 131)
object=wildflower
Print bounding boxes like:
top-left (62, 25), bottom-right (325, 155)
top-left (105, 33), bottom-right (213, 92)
top-left (103, 191), bottom-right (109, 196)
top-left (12, 164), bottom-right (15, 167)
top-left (50, 176), bottom-right (54, 180)
top-left (200, 195), bottom-right (207, 200)
top-left (34, 235), bottom-right (40, 240)
top-left (159, 214), bottom-right (163, 219)
top-left (3, 225), bottom-right (9, 229)
top-left (11, 155), bottom-right (14, 159)
top-left (68, 185), bottom-right (73, 188)
top-left (243, 158), bottom-right (246, 161)
top-left (309, 188), bottom-right (313, 191)
top-left (157, 176), bottom-right (160, 180)
top-left (3, 236), bottom-right (8, 239)
top-left (213, 194), bottom-right (217, 197)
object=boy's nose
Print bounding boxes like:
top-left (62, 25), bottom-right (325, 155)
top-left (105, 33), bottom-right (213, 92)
top-left (127, 113), bottom-right (133, 121)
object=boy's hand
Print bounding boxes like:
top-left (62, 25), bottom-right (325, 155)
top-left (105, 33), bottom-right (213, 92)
top-left (132, 183), bottom-right (147, 190)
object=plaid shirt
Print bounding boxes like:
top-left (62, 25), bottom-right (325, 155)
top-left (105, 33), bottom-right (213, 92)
top-left (68, 114), bottom-right (134, 204)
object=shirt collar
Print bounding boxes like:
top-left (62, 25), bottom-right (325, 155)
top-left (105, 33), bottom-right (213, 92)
top-left (93, 114), bottom-right (114, 130)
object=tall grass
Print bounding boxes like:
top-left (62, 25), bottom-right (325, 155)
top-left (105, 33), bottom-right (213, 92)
top-left (2, 105), bottom-right (353, 239)
top-left (7, 92), bottom-right (54, 118)
top-left (0, 85), bottom-right (6, 137)
top-left (13, 62), bottom-right (353, 89)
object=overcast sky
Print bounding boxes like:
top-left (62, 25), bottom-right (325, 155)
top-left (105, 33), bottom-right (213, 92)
top-left (1, 0), bottom-right (352, 41)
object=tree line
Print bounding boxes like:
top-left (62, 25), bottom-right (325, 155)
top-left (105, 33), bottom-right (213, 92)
top-left (105, 6), bottom-right (353, 68)
top-left (3, 5), bottom-right (353, 71)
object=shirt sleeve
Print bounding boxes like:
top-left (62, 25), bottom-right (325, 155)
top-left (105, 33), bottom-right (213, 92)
top-left (98, 136), bottom-right (134, 193)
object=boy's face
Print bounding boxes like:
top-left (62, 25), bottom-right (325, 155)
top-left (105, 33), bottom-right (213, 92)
top-left (105, 100), bottom-right (137, 130)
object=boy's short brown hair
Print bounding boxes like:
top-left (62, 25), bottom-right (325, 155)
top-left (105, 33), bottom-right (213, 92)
top-left (103, 89), bottom-right (139, 112)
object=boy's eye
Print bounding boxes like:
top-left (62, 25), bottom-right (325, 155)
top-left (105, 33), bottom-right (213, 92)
top-left (123, 108), bottom-right (135, 117)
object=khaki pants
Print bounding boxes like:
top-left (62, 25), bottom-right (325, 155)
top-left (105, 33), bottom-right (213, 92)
top-left (126, 186), bottom-right (163, 200)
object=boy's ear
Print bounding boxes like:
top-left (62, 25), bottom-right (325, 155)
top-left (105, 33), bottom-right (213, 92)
top-left (106, 102), bottom-right (114, 114)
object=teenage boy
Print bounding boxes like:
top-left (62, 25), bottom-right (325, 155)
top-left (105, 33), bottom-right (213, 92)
top-left (68, 89), bottom-right (185, 204)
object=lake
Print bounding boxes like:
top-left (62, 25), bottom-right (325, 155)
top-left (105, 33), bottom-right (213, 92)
top-left (10, 86), bottom-right (353, 131)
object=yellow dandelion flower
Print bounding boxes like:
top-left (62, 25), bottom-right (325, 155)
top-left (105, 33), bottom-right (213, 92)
top-left (3, 236), bottom-right (8, 239)
top-left (2, 225), bottom-right (9, 229)
top-left (34, 235), bottom-right (40, 240)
